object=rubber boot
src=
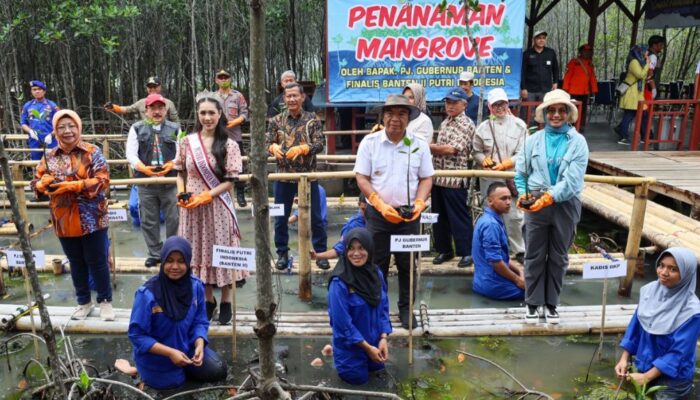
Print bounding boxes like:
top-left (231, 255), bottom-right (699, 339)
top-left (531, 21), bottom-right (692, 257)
top-left (218, 302), bottom-right (232, 325)
top-left (206, 297), bottom-right (217, 321)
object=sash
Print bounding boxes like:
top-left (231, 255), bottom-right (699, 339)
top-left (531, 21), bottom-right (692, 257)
top-left (187, 134), bottom-right (240, 238)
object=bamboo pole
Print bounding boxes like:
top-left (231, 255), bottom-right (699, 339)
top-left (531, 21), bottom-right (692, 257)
top-left (11, 164), bottom-right (29, 228)
top-left (298, 175), bottom-right (312, 301)
top-left (619, 183), bottom-right (649, 297)
top-left (22, 268), bottom-right (40, 359)
top-left (408, 251), bottom-right (414, 365)
top-left (231, 277), bottom-right (237, 361)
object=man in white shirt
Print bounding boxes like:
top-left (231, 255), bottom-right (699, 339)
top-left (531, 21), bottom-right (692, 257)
top-left (125, 94), bottom-right (181, 267)
top-left (354, 94), bottom-right (434, 329)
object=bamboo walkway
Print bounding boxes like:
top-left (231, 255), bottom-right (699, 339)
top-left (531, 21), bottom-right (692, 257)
top-left (0, 304), bottom-right (635, 337)
top-left (582, 182), bottom-right (700, 262)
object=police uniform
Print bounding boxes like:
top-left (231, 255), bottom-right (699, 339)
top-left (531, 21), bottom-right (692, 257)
top-left (20, 90), bottom-right (59, 160)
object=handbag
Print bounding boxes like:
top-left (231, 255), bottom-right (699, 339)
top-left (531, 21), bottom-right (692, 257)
top-left (488, 120), bottom-right (518, 197)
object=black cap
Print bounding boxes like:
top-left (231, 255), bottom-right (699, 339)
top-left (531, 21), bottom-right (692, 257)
top-left (145, 76), bottom-right (161, 87)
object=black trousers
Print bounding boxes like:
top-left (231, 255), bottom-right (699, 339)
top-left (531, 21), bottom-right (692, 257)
top-left (365, 205), bottom-right (419, 310)
top-left (235, 140), bottom-right (245, 191)
top-left (431, 186), bottom-right (472, 256)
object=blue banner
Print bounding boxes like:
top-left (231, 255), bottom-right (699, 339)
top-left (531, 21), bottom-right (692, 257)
top-left (327, 0), bottom-right (525, 103)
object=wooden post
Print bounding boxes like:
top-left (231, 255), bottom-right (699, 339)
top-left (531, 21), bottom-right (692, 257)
top-left (231, 278), bottom-right (237, 360)
top-left (408, 251), bottom-right (414, 365)
top-left (618, 183), bottom-right (649, 297)
top-left (11, 165), bottom-right (29, 229)
top-left (102, 138), bottom-right (110, 159)
top-left (298, 175), bottom-right (312, 300)
top-left (23, 268), bottom-right (40, 359)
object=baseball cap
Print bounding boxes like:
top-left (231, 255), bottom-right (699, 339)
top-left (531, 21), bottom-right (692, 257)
top-left (443, 87), bottom-right (468, 102)
top-left (30, 80), bottom-right (47, 90)
top-left (487, 88), bottom-right (509, 105)
top-left (145, 76), bottom-right (161, 87)
top-left (216, 69), bottom-right (231, 78)
top-left (145, 94), bottom-right (166, 107)
top-left (533, 30), bottom-right (547, 38)
top-left (458, 71), bottom-right (475, 82)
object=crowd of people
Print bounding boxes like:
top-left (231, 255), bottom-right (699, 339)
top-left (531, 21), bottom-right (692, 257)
top-left (22, 32), bottom-right (700, 396)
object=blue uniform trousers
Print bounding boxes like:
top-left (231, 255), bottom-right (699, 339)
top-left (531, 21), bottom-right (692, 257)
top-left (273, 181), bottom-right (327, 254)
top-left (431, 186), bottom-right (472, 256)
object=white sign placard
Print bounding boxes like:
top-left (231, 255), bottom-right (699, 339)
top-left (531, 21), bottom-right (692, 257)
top-left (269, 204), bottom-right (285, 217)
top-left (582, 260), bottom-right (627, 279)
top-left (108, 208), bottom-right (128, 222)
top-left (5, 250), bottom-right (45, 268)
top-left (420, 213), bottom-right (438, 224)
top-left (390, 235), bottom-right (430, 252)
top-left (212, 245), bottom-right (256, 271)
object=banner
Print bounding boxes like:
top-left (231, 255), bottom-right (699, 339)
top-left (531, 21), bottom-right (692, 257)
top-left (327, 0), bottom-right (525, 103)
top-left (645, 1), bottom-right (700, 29)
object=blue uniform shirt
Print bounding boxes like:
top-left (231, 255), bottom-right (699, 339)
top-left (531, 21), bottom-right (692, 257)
top-left (128, 277), bottom-right (209, 390)
top-left (472, 207), bottom-right (524, 300)
top-left (20, 99), bottom-right (59, 155)
top-left (332, 211), bottom-right (366, 257)
top-left (465, 93), bottom-right (479, 124)
top-left (292, 185), bottom-right (328, 226)
top-left (620, 312), bottom-right (700, 381)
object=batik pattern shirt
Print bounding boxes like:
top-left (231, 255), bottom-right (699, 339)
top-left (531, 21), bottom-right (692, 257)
top-left (32, 142), bottom-right (110, 237)
top-left (265, 110), bottom-right (324, 173)
top-left (433, 113), bottom-right (474, 188)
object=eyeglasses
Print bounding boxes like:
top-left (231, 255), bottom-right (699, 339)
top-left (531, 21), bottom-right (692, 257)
top-left (56, 124), bottom-right (78, 132)
top-left (492, 101), bottom-right (509, 109)
top-left (546, 107), bottom-right (569, 115)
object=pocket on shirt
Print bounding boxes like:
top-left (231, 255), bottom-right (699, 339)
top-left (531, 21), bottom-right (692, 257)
top-left (372, 160), bottom-right (388, 178)
top-left (227, 105), bottom-right (239, 119)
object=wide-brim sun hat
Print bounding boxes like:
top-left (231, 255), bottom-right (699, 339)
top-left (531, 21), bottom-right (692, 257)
top-left (534, 89), bottom-right (578, 124)
top-left (371, 94), bottom-right (420, 121)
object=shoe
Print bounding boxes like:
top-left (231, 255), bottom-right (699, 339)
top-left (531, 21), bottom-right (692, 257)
top-left (236, 191), bottom-right (247, 208)
top-left (99, 301), bottom-right (115, 321)
top-left (399, 308), bottom-right (418, 330)
top-left (432, 253), bottom-right (454, 265)
top-left (218, 302), bottom-right (232, 325)
top-left (71, 303), bottom-right (94, 320)
top-left (275, 253), bottom-right (289, 270)
top-left (617, 138), bottom-right (630, 145)
top-left (524, 304), bottom-right (539, 324)
top-left (544, 305), bottom-right (560, 325)
top-left (515, 253), bottom-right (525, 265)
top-left (206, 297), bottom-right (217, 321)
top-left (144, 257), bottom-right (160, 268)
top-left (457, 256), bottom-right (473, 268)
top-left (316, 259), bottom-right (330, 270)
top-left (235, 278), bottom-right (246, 288)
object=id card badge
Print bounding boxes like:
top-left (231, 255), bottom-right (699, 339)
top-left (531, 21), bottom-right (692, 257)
top-left (546, 60), bottom-right (551, 66)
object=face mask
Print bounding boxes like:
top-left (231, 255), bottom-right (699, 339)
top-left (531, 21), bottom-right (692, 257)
top-left (220, 81), bottom-right (231, 89)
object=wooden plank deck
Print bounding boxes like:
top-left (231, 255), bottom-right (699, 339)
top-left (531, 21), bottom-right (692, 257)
top-left (588, 151), bottom-right (700, 208)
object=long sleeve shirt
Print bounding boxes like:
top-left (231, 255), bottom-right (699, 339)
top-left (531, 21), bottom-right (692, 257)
top-left (521, 47), bottom-right (559, 93)
top-left (620, 312), bottom-right (700, 381)
top-left (120, 97), bottom-right (179, 122)
top-left (514, 126), bottom-right (588, 202)
top-left (20, 98), bottom-right (58, 135)
top-left (473, 114), bottom-right (526, 167)
top-left (217, 89), bottom-right (248, 142)
top-left (562, 57), bottom-right (598, 96)
top-left (332, 211), bottom-right (366, 257)
top-left (128, 277), bottom-right (209, 390)
top-left (125, 122), bottom-right (181, 169)
top-left (265, 110), bottom-right (324, 174)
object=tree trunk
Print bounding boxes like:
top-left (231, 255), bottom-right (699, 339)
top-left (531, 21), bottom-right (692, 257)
top-left (191, 0), bottom-right (198, 114)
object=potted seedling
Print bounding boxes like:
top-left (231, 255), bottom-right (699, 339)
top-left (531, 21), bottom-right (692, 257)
top-left (398, 135), bottom-right (420, 219)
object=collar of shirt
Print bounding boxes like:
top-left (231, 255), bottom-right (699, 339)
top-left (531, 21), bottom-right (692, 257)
top-left (379, 130), bottom-right (418, 146)
top-left (51, 140), bottom-right (89, 156)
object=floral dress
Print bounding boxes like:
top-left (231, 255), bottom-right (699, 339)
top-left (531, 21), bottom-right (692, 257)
top-left (174, 134), bottom-right (248, 286)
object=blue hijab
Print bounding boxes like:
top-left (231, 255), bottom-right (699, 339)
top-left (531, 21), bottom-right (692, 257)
top-left (144, 236), bottom-right (193, 321)
top-left (638, 247), bottom-right (700, 335)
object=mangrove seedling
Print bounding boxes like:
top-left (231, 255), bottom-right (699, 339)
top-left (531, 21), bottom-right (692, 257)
top-left (628, 365), bottom-right (666, 399)
top-left (398, 135), bottom-right (420, 219)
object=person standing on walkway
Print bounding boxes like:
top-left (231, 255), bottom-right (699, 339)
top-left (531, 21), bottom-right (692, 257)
top-left (105, 76), bottom-right (179, 122)
top-left (32, 110), bottom-right (114, 321)
top-left (214, 69), bottom-right (249, 207)
top-left (267, 70), bottom-right (315, 118)
top-left (20, 80), bottom-right (59, 161)
top-left (562, 43), bottom-right (598, 130)
top-left (472, 182), bottom-right (525, 301)
top-left (175, 94), bottom-right (248, 325)
top-left (403, 83), bottom-right (434, 143)
top-left (614, 46), bottom-right (650, 145)
top-left (615, 247), bottom-right (700, 399)
top-left (514, 89), bottom-right (588, 324)
top-left (473, 88), bottom-right (526, 263)
top-left (458, 71), bottom-right (480, 124)
top-left (328, 228), bottom-right (392, 385)
top-left (126, 94), bottom-right (181, 268)
top-left (520, 31), bottom-right (559, 121)
top-left (354, 94), bottom-right (433, 329)
top-left (266, 83), bottom-right (329, 271)
top-left (429, 87), bottom-right (475, 268)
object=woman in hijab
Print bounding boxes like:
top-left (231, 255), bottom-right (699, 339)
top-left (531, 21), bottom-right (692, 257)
top-left (327, 228), bottom-right (392, 385)
top-left (615, 248), bottom-right (700, 399)
top-left (127, 236), bottom-right (227, 390)
top-left (31, 110), bottom-right (113, 321)
top-left (403, 83), bottom-right (434, 143)
top-left (514, 89), bottom-right (589, 324)
top-left (614, 45), bottom-right (650, 145)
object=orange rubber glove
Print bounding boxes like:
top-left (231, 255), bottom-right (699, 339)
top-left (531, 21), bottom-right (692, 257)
top-left (481, 156), bottom-right (495, 168)
top-left (524, 192), bottom-right (554, 212)
top-left (105, 104), bottom-right (123, 113)
top-left (406, 198), bottom-right (426, 222)
top-left (268, 144), bottom-right (284, 160)
top-left (226, 116), bottom-right (245, 128)
top-left (153, 161), bottom-right (174, 177)
top-left (492, 158), bottom-right (514, 171)
top-left (46, 180), bottom-right (84, 196)
top-left (35, 174), bottom-right (55, 194)
top-left (370, 123), bottom-right (384, 133)
top-left (181, 191), bottom-right (213, 209)
top-left (285, 144), bottom-right (310, 161)
top-left (135, 161), bottom-right (158, 177)
top-left (368, 192), bottom-right (403, 224)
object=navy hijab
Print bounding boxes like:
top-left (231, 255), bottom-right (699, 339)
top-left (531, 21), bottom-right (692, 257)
top-left (329, 228), bottom-right (382, 307)
top-left (144, 236), bottom-right (193, 321)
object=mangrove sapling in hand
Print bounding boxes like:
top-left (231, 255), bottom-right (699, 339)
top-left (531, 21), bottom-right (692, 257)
top-left (399, 135), bottom-right (420, 219)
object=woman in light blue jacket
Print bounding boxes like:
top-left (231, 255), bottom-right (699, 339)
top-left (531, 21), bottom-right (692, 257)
top-left (514, 89), bottom-right (589, 324)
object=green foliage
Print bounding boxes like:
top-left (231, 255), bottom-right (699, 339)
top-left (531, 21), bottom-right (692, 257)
top-left (77, 369), bottom-right (91, 392)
